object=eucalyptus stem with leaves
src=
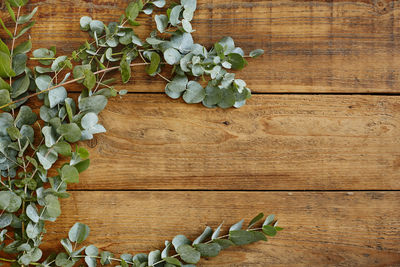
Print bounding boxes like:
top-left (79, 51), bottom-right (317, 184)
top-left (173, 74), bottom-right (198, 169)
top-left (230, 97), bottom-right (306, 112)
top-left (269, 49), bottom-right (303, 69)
top-left (0, 0), bottom-right (279, 266)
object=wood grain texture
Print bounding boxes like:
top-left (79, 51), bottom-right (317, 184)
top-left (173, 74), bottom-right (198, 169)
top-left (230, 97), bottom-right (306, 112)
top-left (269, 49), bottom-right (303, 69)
top-left (2, 0), bottom-right (400, 93)
top-left (41, 191), bottom-right (400, 267)
top-left (38, 93), bottom-right (400, 191)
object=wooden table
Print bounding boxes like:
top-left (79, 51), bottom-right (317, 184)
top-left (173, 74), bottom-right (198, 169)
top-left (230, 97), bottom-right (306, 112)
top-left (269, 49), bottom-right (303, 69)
top-left (2, 0), bottom-right (400, 266)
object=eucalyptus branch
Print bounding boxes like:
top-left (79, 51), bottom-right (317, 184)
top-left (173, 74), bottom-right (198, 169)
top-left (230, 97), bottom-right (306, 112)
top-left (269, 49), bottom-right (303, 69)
top-left (0, 0), bottom-right (270, 266)
top-left (0, 62), bottom-right (149, 110)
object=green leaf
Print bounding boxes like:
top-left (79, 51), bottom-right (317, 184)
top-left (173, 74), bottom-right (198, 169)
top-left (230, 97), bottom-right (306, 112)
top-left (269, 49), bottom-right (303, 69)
top-left (249, 49), bottom-right (264, 58)
top-left (56, 123), bottom-right (81, 143)
top-left (0, 39), bottom-right (10, 56)
top-left (7, 126), bottom-right (21, 140)
top-left (164, 48), bottom-right (181, 65)
top-left (15, 105), bottom-right (37, 128)
top-left (13, 40), bottom-right (32, 54)
top-left (36, 146), bottom-right (58, 170)
top-left (49, 86), bottom-right (67, 108)
top-left (61, 165), bottom-right (79, 183)
top-left (100, 251), bottom-right (113, 265)
top-left (7, 0), bottom-right (29, 7)
top-left (148, 250), bottom-right (161, 266)
top-left (172, 235), bottom-right (191, 250)
top-left (53, 141), bottom-right (72, 157)
top-left (229, 230), bottom-right (267, 245)
top-left (193, 243), bottom-right (221, 257)
top-left (192, 226), bottom-right (212, 245)
top-left (85, 245), bottom-right (99, 256)
top-left (217, 89), bottom-right (235, 109)
top-left (79, 95), bottom-right (108, 114)
top-left (26, 221), bottom-right (43, 239)
top-left (181, 0), bottom-right (197, 10)
top-left (0, 18), bottom-right (13, 39)
top-left (89, 20), bottom-right (104, 35)
top-left (0, 191), bottom-right (21, 212)
top-left (0, 213), bottom-right (12, 228)
top-left (42, 127), bottom-right (56, 148)
top-left (218, 36), bottom-right (235, 55)
top-left (183, 81), bottom-right (205, 104)
top-left (248, 213), bottom-right (264, 228)
top-left (32, 47), bottom-right (55, 65)
top-left (12, 53), bottom-right (27, 76)
top-left (83, 69), bottom-right (96, 90)
top-left (155, 14), bottom-right (168, 33)
top-left (212, 239), bottom-right (234, 250)
top-left (177, 245), bottom-right (200, 264)
top-left (5, 2), bottom-right (16, 22)
top-left (125, 2), bottom-right (140, 23)
top-left (45, 194), bottom-right (61, 218)
top-left (0, 89), bottom-right (11, 110)
top-left (0, 51), bottom-right (15, 78)
top-left (153, 0), bottom-right (166, 8)
top-left (263, 214), bottom-right (274, 226)
top-left (227, 53), bottom-right (245, 70)
top-left (211, 223), bottom-right (223, 240)
top-left (165, 257), bottom-right (181, 266)
top-left (202, 84), bottom-right (221, 108)
top-left (26, 203), bottom-right (39, 223)
top-left (120, 58), bottom-right (131, 83)
top-left (229, 219), bottom-right (244, 231)
top-left (74, 159), bottom-right (90, 173)
top-left (0, 77), bottom-right (12, 90)
top-left (51, 55), bottom-right (68, 72)
top-left (169, 5), bottom-right (182, 26)
top-left (15, 21), bottom-right (35, 39)
top-left (262, 225), bottom-right (277, 237)
top-left (80, 16), bottom-right (92, 31)
top-left (73, 64), bottom-right (91, 81)
top-left (182, 19), bottom-right (192, 32)
top-left (68, 222), bottom-right (90, 243)
top-left (17, 7), bottom-right (38, 24)
top-left (146, 52), bottom-right (161, 76)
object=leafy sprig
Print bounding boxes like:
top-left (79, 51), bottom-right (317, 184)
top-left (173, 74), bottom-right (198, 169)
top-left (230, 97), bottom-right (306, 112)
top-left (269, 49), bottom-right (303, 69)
top-left (0, 0), bottom-right (277, 266)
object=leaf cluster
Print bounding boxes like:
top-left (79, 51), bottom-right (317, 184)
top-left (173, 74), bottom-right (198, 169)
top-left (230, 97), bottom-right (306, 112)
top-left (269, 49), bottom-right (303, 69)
top-left (0, 0), bottom-right (275, 266)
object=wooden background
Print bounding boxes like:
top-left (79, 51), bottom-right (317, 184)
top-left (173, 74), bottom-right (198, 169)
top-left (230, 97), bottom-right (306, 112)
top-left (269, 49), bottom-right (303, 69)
top-left (2, 0), bottom-right (400, 266)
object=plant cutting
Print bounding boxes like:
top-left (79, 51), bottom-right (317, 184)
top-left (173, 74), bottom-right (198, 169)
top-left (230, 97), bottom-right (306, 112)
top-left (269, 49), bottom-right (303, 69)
top-left (0, 0), bottom-right (282, 266)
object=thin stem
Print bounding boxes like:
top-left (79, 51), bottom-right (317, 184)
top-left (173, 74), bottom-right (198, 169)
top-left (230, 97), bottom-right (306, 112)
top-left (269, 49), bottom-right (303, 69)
top-left (9, 6), bottom-right (21, 84)
top-left (0, 257), bottom-right (16, 263)
top-left (0, 63), bottom-right (149, 110)
top-left (157, 73), bottom-right (172, 83)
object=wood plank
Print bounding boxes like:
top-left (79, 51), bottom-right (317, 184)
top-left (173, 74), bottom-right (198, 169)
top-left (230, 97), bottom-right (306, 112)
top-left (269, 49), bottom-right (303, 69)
top-left (33, 93), bottom-right (400, 191)
top-left (2, 0), bottom-right (400, 93)
top-left (42, 191), bottom-right (400, 266)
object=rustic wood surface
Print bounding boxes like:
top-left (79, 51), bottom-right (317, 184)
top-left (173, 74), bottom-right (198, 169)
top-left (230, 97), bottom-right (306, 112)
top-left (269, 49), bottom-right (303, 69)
top-left (1, 0), bottom-right (400, 266)
top-left (47, 93), bottom-right (400, 191)
top-left (42, 191), bottom-right (400, 267)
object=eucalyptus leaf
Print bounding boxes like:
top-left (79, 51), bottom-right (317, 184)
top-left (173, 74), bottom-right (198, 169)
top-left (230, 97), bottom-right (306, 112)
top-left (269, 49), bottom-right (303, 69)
top-left (68, 222), bottom-right (90, 243)
top-left (56, 123), bottom-right (81, 143)
top-left (80, 16), bottom-right (92, 31)
top-left (11, 72), bottom-right (29, 98)
top-left (17, 7), bottom-right (38, 24)
top-left (183, 81), bottom-right (204, 104)
top-left (164, 48), bottom-right (181, 65)
top-left (0, 51), bottom-right (16, 78)
top-left (48, 86), bottom-right (67, 108)
top-left (155, 14), bottom-right (168, 33)
top-left (250, 49), bottom-right (264, 58)
top-left (120, 58), bottom-right (131, 83)
top-left (229, 230), bottom-right (267, 245)
top-left (44, 195), bottom-right (61, 218)
top-left (176, 245), bottom-right (200, 264)
top-left (14, 40), bottom-right (32, 54)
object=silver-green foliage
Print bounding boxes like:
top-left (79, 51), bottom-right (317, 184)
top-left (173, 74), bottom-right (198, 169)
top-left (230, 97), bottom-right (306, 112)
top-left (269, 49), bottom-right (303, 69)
top-left (0, 0), bottom-right (274, 266)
